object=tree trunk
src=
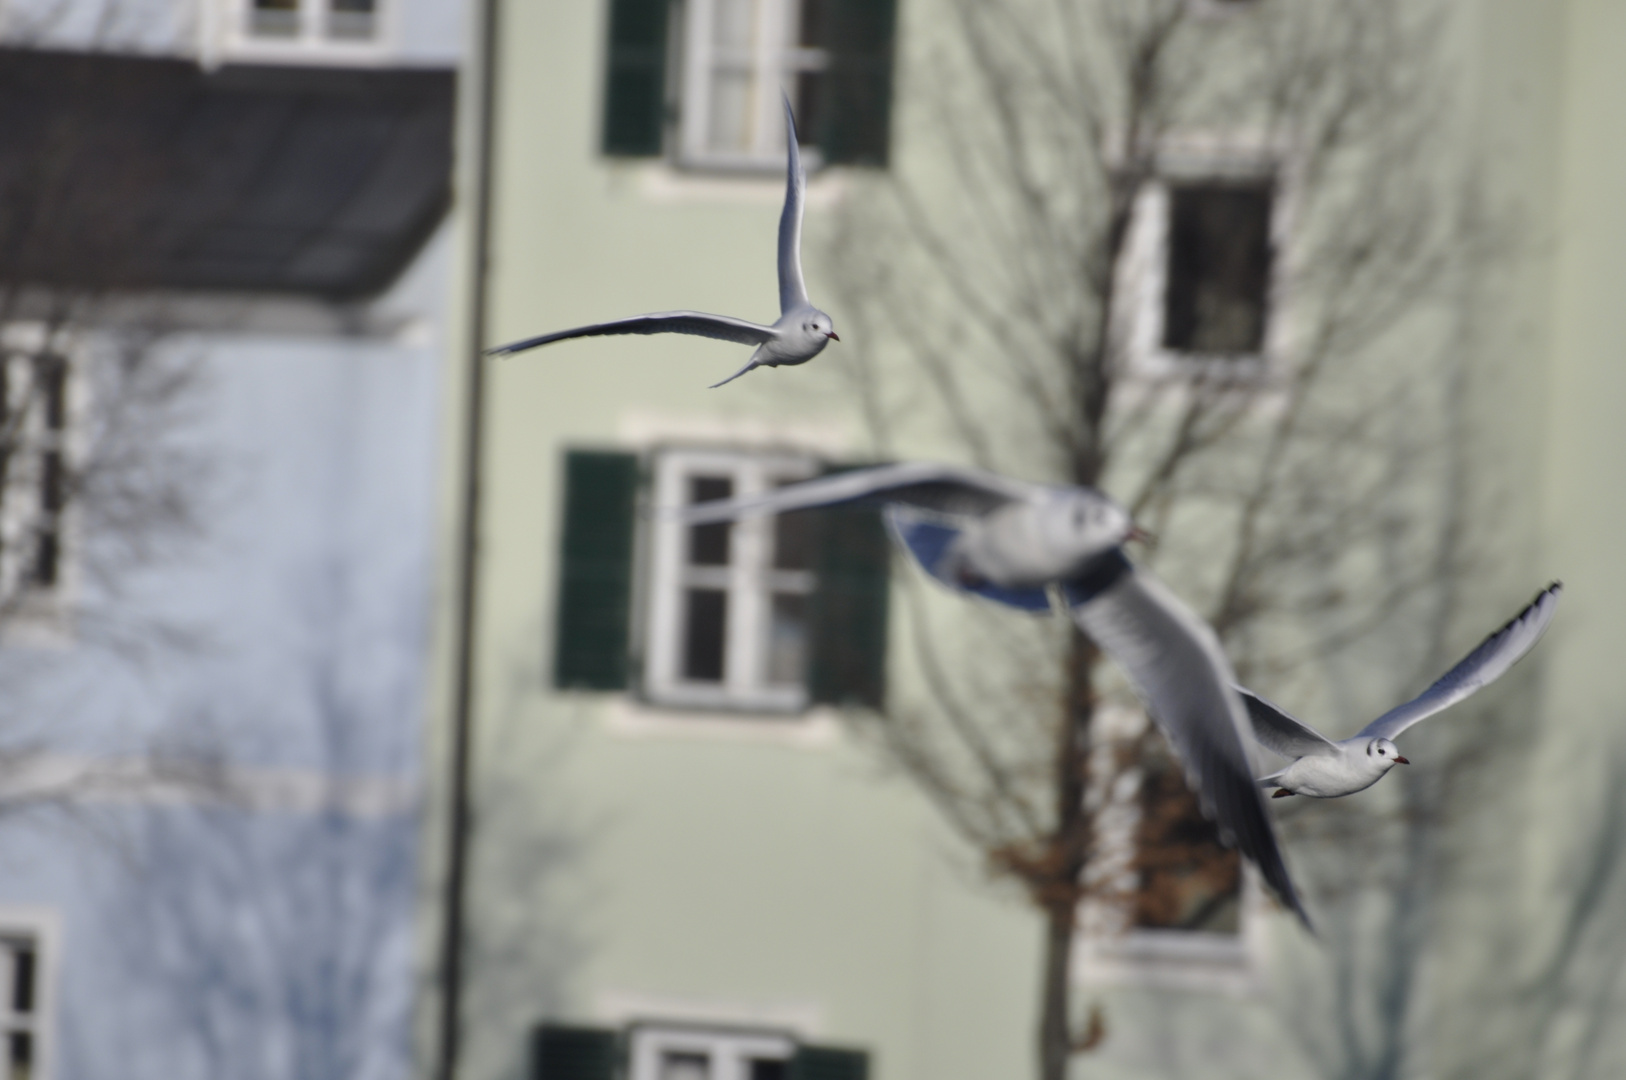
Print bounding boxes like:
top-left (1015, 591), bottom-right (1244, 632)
top-left (1037, 630), bottom-right (1100, 1080)
top-left (1038, 897), bottom-right (1079, 1080)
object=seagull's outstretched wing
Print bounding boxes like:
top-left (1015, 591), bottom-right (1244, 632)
top-left (1236, 688), bottom-right (1340, 759)
top-left (778, 94), bottom-right (810, 315)
top-left (675, 462), bottom-right (1038, 524)
top-left (486, 311), bottom-right (777, 357)
top-left (1358, 582), bottom-right (1562, 742)
top-left (1070, 568), bottom-right (1311, 929)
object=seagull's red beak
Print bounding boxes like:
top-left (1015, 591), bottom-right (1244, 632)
top-left (1127, 524), bottom-right (1156, 546)
top-left (1393, 755), bottom-right (1410, 765)
top-left (826, 332), bottom-right (840, 341)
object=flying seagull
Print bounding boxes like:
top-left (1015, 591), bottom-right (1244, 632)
top-left (676, 462), bottom-right (1137, 604)
top-left (1244, 582), bottom-right (1561, 799)
top-left (675, 462), bottom-right (1311, 927)
top-left (484, 95), bottom-right (838, 388)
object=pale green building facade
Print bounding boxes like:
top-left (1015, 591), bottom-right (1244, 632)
top-left (422, 2), bottom-right (1626, 1079)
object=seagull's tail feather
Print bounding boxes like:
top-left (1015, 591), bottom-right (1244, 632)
top-left (708, 358), bottom-right (761, 389)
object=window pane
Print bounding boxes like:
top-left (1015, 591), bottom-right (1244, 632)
top-left (34, 357), bottom-right (64, 432)
top-left (768, 592), bottom-right (808, 684)
top-left (683, 588), bottom-right (728, 681)
top-left (661, 1050), bottom-right (712, 1080)
top-left (688, 476), bottom-right (733, 566)
top-left (1162, 183), bottom-right (1273, 355)
top-left (712, 0), bottom-right (756, 48)
top-left (772, 508), bottom-right (815, 570)
top-left (794, 71), bottom-right (823, 143)
top-left (10, 946), bottom-right (32, 1013)
top-left (707, 69), bottom-right (755, 153)
top-left (7, 1031), bottom-right (30, 1077)
top-left (328, 0), bottom-right (377, 40)
top-left (31, 529), bottom-right (58, 589)
top-left (251, 0), bottom-right (300, 37)
top-left (749, 1059), bottom-right (789, 1080)
top-left (797, 0), bottom-right (826, 45)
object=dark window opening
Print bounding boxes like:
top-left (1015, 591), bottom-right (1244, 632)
top-left (749, 1058), bottom-right (789, 1080)
top-left (793, 0), bottom-right (826, 141)
top-left (32, 448), bottom-right (62, 588)
top-left (7, 1031), bottom-right (30, 1072)
top-left (772, 511), bottom-right (815, 571)
top-left (34, 357), bottom-right (64, 432)
top-left (9, 945), bottom-right (32, 1013)
top-left (0, 360), bottom-right (11, 543)
top-left (688, 476), bottom-right (733, 566)
top-left (31, 529), bottom-right (58, 589)
top-left (683, 588), bottom-right (727, 681)
top-left (1162, 182), bottom-right (1273, 356)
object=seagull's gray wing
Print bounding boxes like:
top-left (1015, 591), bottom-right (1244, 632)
top-left (1358, 582), bottom-right (1562, 742)
top-left (1236, 688), bottom-right (1340, 759)
top-left (676, 462), bottom-right (1039, 523)
top-left (1071, 569), bottom-right (1310, 928)
top-left (486, 312), bottom-right (777, 357)
top-left (778, 94), bottom-right (810, 315)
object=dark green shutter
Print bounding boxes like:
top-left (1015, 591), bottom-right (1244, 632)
top-left (533, 1023), bottom-right (618, 1080)
top-left (601, 0), bottom-right (670, 156)
top-left (816, 0), bottom-right (897, 166)
top-left (790, 1045), bottom-right (870, 1080)
top-left (553, 451), bottom-right (640, 690)
top-left (807, 465), bottom-right (890, 708)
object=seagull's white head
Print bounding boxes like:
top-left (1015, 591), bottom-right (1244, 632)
top-left (1366, 737), bottom-right (1409, 767)
top-left (797, 310), bottom-right (839, 348)
top-left (1038, 489), bottom-right (1134, 568)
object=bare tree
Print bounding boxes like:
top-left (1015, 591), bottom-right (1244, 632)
top-left (82, 558), bottom-right (425, 1080)
top-left (814, 1), bottom-right (1500, 1077)
top-left (0, 33), bottom-right (214, 809)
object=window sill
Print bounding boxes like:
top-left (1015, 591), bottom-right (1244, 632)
top-left (615, 160), bottom-right (850, 209)
top-left (1072, 876), bottom-right (1270, 995)
top-left (1127, 347), bottom-right (1277, 385)
top-left (601, 696), bottom-right (844, 748)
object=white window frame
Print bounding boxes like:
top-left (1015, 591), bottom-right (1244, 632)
top-left (629, 1022), bottom-right (795, 1080)
top-left (0, 908), bottom-right (59, 1080)
top-left (1114, 145), bottom-right (1290, 384)
top-left (211, 0), bottom-right (394, 66)
top-left (643, 447), bottom-right (819, 713)
top-left (677, 0), bottom-right (828, 172)
top-left (0, 325), bottom-right (84, 641)
top-left (1073, 703), bottom-right (1267, 993)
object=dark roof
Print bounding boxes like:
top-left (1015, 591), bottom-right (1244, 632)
top-left (0, 48), bottom-right (454, 300)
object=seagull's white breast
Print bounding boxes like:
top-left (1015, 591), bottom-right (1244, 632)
top-left (1278, 745), bottom-right (1395, 798)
